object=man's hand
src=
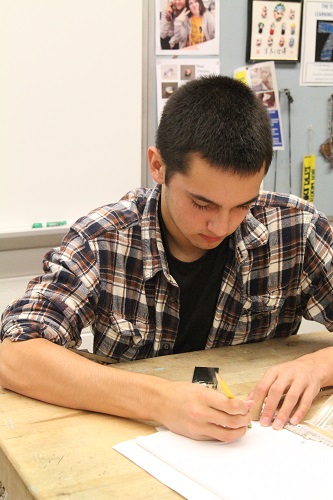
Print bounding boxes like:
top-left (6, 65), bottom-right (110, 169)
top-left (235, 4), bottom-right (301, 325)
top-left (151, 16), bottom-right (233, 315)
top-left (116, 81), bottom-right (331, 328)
top-left (248, 347), bottom-right (333, 430)
top-left (158, 381), bottom-right (254, 442)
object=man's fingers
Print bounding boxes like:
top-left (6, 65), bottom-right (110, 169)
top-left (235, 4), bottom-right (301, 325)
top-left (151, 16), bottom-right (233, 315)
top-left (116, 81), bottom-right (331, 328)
top-left (270, 389), bottom-right (300, 429)
top-left (262, 386), bottom-right (315, 429)
top-left (289, 388), bottom-right (316, 426)
top-left (250, 400), bottom-right (263, 421)
top-left (208, 422), bottom-right (249, 443)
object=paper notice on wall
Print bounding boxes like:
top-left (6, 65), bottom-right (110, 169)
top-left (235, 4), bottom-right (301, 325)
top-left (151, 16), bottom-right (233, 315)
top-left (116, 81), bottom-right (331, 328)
top-left (299, 0), bottom-right (333, 86)
top-left (156, 58), bottom-right (220, 122)
top-left (234, 61), bottom-right (284, 150)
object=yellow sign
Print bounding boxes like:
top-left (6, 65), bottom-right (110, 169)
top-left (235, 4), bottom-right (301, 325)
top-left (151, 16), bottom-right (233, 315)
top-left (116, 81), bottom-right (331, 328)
top-left (301, 155), bottom-right (316, 203)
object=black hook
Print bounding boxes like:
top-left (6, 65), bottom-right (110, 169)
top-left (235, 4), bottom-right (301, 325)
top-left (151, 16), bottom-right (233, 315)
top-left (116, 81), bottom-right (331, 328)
top-left (283, 88), bottom-right (294, 104)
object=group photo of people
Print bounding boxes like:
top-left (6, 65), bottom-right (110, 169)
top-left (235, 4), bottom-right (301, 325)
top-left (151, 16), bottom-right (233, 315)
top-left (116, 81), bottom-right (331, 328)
top-left (156, 0), bottom-right (218, 54)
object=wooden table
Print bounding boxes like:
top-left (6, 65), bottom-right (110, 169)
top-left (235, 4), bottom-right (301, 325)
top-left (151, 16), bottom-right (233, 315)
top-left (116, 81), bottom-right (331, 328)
top-left (0, 332), bottom-right (332, 499)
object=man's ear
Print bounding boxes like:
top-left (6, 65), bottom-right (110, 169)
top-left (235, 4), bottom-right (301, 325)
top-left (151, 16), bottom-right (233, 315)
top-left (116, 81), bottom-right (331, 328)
top-left (148, 147), bottom-right (166, 184)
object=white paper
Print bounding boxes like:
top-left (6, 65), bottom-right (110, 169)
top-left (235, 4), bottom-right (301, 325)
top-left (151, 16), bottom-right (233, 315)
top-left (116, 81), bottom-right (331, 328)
top-left (300, 0), bottom-right (333, 86)
top-left (114, 438), bottom-right (220, 500)
top-left (114, 422), bottom-right (332, 500)
top-left (156, 58), bottom-right (220, 122)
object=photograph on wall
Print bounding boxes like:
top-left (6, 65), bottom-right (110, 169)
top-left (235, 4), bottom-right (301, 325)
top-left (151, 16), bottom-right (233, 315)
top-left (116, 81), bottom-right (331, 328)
top-left (156, 58), bottom-right (220, 120)
top-left (299, 0), bottom-right (333, 85)
top-left (155, 0), bottom-right (219, 55)
top-left (246, 1), bottom-right (303, 62)
top-left (234, 61), bottom-right (284, 149)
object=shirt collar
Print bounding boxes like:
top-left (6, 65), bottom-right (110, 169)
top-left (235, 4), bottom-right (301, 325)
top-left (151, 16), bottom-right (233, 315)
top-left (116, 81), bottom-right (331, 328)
top-left (234, 210), bottom-right (269, 263)
top-left (141, 185), bottom-right (176, 283)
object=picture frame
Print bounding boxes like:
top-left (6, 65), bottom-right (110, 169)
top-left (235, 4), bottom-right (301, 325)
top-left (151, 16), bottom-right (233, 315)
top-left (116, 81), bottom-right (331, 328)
top-left (246, 1), bottom-right (303, 63)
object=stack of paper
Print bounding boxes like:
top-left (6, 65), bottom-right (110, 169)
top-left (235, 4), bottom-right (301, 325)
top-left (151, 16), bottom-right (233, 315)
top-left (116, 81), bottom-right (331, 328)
top-left (114, 422), bottom-right (332, 499)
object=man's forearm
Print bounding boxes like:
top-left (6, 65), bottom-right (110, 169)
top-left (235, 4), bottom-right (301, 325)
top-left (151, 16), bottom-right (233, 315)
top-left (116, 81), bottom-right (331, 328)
top-left (0, 337), bottom-right (253, 442)
top-left (0, 338), bottom-right (168, 422)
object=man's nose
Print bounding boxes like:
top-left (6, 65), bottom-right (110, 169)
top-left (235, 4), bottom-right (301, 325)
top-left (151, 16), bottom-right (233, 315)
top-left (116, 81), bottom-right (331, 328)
top-left (207, 213), bottom-right (230, 236)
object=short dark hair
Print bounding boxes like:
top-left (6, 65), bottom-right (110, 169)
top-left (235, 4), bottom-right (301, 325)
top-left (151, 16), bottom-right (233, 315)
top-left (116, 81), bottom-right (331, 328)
top-left (156, 75), bottom-right (273, 183)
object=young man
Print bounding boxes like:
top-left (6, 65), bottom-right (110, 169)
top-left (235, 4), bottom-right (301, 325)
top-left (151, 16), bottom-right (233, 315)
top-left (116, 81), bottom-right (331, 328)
top-left (1, 76), bottom-right (333, 443)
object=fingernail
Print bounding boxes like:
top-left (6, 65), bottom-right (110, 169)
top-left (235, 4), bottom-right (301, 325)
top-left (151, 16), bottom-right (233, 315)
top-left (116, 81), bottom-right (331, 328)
top-left (260, 416), bottom-right (271, 426)
top-left (273, 419), bottom-right (284, 430)
top-left (290, 416), bottom-right (299, 425)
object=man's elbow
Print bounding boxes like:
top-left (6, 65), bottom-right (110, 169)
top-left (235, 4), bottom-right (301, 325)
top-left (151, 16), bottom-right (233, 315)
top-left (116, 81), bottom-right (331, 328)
top-left (0, 338), bottom-right (20, 389)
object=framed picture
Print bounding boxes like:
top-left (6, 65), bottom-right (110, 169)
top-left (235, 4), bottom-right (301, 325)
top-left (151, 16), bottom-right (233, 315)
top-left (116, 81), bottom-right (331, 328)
top-left (246, 1), bottom-right (303, 63)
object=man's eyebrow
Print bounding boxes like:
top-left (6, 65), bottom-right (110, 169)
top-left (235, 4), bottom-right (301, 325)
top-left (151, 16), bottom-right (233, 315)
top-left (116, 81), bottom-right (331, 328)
top-left (188, 192), bottom-right (259, 207)
top-left (237, 195), bottom-right (259, 206)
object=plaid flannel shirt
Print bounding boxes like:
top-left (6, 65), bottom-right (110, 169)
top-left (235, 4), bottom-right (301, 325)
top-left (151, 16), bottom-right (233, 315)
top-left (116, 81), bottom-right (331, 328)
top-left (1, 185), bottom-right (333, 361)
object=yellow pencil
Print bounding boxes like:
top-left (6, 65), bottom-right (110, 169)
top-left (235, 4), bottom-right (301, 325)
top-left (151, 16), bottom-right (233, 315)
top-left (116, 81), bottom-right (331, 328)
top-left (215, 372), bottom-right (235, 399)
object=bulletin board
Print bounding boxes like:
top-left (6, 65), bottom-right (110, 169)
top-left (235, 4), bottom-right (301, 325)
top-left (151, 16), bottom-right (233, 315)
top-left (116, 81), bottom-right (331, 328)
top-left (0, 1), bottom-right (144, 231)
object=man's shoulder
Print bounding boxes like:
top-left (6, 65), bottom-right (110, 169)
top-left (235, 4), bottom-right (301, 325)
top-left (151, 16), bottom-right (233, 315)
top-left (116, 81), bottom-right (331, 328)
top-left (71, 187), bottom-right (154, 240)
top-left (251, 191), bottom-right (332, 237)
top-left (255, 191), bottom-right (318, 214)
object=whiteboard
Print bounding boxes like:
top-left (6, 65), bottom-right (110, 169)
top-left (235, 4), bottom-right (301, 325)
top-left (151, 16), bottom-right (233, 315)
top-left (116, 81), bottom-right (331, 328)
top-left (0, 0), bottom-right (143, 230)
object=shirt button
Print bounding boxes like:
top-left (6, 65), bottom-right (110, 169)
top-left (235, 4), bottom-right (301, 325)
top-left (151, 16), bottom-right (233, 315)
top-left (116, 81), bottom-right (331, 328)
top-left (162, 342), bottom-right (171, 350)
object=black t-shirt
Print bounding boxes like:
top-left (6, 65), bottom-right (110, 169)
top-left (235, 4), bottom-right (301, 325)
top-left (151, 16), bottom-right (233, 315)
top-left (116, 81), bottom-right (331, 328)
top-left (159, 210), bottom-right (229, 353)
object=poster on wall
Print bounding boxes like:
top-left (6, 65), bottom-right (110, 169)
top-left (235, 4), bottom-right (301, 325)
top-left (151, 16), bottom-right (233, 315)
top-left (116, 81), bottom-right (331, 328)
top-left (246, 0), bottom-right (303, 62)
top-left (156, 58), bottom-right (220, 120)
top-left (299, 0), bottom-right (333, 85)
top-left (234, 61), bottom-right (284, 150)
top-left (155, 0), bottom-right (220, 55)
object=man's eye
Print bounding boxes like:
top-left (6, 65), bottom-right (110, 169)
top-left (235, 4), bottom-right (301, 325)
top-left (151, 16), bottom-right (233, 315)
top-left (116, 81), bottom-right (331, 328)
top-left (192, 201), bottom-right (209, 210)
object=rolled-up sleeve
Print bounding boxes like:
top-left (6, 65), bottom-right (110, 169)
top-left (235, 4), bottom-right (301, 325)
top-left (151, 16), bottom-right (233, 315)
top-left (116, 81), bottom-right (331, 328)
top-left (1, 228), bottom-right (101, 347)
top-left (302, 213), bottom-right (333, 330)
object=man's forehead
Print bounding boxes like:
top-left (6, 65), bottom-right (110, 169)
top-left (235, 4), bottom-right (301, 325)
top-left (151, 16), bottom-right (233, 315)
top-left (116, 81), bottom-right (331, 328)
top-left (178, 158), bottom-right (263, 207)
top-left (185, 152), bottom-right (266, 176)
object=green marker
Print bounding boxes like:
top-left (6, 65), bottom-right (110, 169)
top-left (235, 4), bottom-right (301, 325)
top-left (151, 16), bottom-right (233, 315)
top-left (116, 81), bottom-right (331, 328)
top-left (32, 221), bottom-right (69, 228)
